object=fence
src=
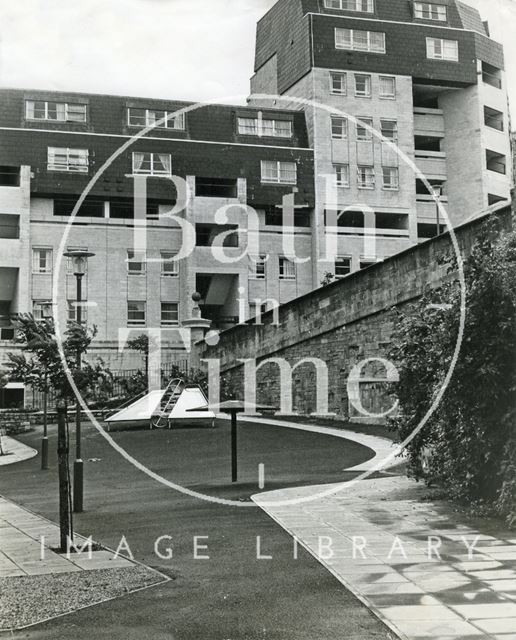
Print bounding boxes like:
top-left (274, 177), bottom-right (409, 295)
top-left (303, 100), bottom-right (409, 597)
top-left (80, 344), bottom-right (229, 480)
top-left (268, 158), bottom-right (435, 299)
top-left (26, 359), bottom-right (190, 410)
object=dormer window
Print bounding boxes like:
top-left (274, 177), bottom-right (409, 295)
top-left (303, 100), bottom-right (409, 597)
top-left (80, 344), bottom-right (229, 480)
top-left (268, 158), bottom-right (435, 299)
top-left (26, 100), bottom-right (87, 123)
top-left (127, 107), bottom-right (185, 130)
top-left (324, 0), bottom-right (374, 13)
top-left (414, 2), bottom-right (447, 21)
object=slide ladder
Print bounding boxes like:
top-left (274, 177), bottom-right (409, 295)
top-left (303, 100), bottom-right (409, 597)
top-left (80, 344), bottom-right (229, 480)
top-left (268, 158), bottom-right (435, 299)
top-left (150, 378), bottom-right (184, 429)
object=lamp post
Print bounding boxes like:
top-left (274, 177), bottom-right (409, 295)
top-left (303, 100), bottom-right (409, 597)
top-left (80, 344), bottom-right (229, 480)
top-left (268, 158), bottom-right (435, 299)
top-left (63, 250), bottom-right (95, 513)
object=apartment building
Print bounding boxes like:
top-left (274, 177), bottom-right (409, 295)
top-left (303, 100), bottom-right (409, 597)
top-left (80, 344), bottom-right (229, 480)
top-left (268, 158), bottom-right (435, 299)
top-left (0, 0), bottom-right (511, 368)
top-left (0, 90), bottom-right (315, 366)
top-left (250, 0), bottom-right (512, 283)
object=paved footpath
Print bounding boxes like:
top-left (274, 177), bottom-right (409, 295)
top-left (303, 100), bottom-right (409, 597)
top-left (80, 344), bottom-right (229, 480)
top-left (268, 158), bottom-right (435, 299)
top-left (0, 495), bottom-right (135, 577)
top-left (0, 436), bottom-right (37, 467)
top-left (253, 476), bottom-right (516, 640)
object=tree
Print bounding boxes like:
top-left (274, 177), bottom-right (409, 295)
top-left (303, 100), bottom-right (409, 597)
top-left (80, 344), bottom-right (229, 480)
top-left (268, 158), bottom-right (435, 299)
top-left (389, 220), bottom-right (516, 525)
top-left (6, 314), bottom-right (113, 412)
top-left (320, 272), bottom-right (335, 287)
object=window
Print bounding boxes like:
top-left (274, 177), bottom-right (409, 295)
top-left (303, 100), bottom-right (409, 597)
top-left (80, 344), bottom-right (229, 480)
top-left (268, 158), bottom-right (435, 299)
top-left (486, 150), bottom-right (506, 175)
top-left (324, 0), bottom-right (374, 13)
top-left (380, 119), bottom-right (398, 141)
top-left (54, 197), bottom-right (104, 218)
top-left (161, 251), bottom-right (178, 277)
top-left (414, 2), bottom-right (447, 21)
top-left (249, 256), bottom-right (267, 280)
top-left (484, 106), bottom-right (504, 131)
top-left (261, 161), bottom-right (297, 185)
top-left (335, 257), bottom-right (352, 278)
top-left (127, 250), bottom-right (146, 275)
top-left (360, 259), bottom-right (376, 270)
top-left (26, 101), bottom-right (87, 123)
top-left (482, 62), bottom-right (502, 89)
top-left (382, 167), bottom-right (399, 190)
top-left (263, 207), bottom-right (311, 227)
top-left (67, 300), bottom-right (87, 324)
top-left (279, 257), bottom-right (296, 280)
top-left (127, 108), bottom-right (185, 130)
top-left (355, 74), bottom-right (372, 97)
top-left (132, 152), bottom-right (172, 176)
top-left (48, 147), bottom-right (89, 173)
top-left (376, 212), bottom-right (408, 232)
top-left (357, 166), bottom-right (375, 189)
top-left (0, 166), bottom-right (20, 187)
top-left (379, 76), bottom-right (396, 99)
top-left (33, 301), bottom-right (53, 321)
top-left (195, 177), bottom-right (238, 198)
top-left (330, 72), bottom-right (347, 95)
top-left (331, 117), bottom-right (348, 139)
top-left (426, 37), bottom-right (458, 61)
top-left (356, 117), bottom-right (373, 140)
top-left (488, 193), bottom-right (508, 206)
top-left (334, 164), bottom-right (350, 187)
top-left (237, 117), bottom-right (292, 138)
top-left (161, 302), bottom-right (179, 326)
top-left (336, 28), bottom-right (386, 53)
top-left (32, 248), bottom-right (53, 274)
top-left (0, 214), bottom-right (19, 239)
top-left (127, 301), bottom-right (146, 327)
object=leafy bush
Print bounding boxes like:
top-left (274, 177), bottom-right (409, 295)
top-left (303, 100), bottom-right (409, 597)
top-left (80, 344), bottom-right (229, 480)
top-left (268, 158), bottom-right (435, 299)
top-left (389, 220), bottom-right (516, 525)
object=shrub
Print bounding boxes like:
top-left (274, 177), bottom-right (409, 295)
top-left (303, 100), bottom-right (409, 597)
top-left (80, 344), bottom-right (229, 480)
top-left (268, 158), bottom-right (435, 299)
top-left (389, 220), bottom-right (516, 525)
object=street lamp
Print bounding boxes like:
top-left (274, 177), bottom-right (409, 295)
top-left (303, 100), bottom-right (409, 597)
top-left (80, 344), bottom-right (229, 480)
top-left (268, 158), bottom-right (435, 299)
top-left (63, 250), bottom-right (95, 513)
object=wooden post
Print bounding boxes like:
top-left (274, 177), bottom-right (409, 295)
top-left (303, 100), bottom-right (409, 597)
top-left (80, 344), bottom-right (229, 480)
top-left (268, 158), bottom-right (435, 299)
top-left (57, 406), bottom-right (71, 553)
top-left (231, 411), bottom-right (238, 483)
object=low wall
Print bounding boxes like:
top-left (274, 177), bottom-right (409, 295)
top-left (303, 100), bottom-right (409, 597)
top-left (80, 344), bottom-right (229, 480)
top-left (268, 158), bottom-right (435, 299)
top-left (196, 206), bottom-right (514, 424)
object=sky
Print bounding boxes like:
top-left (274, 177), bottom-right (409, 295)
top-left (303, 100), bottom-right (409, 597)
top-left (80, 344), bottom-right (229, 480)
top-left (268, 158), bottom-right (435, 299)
top-left (0, 0), bottom-right (515, 115)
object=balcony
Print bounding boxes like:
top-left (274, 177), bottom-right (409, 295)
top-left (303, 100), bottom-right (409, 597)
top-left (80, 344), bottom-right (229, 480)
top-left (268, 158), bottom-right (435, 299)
top-left (415, 151), bottom-right (447, 179)
top-left (416, 194), bottom-right (448, 222)
top-left (414, 108), bottom-right (445, 137)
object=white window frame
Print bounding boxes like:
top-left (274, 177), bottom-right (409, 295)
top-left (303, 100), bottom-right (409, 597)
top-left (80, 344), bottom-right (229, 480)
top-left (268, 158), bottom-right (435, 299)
top-left (330, 71), bottom-right (347, 95)
top-left (249, 256), bottom-right (267, 280)
top-left (127, 108), bottom-right (185, 130)
top-left (382, 167), bottom-right (399, 191)
top-left (160, 302), bottom-right (179, 327)
top-left (237, 116), bottom-right (293, 138)
top-left (356, 117), bottom-right (373, 141)
top-left (261, 160), bottom-right (297, 185)
top-left (357, 166), bottom-right (375, 189)
top-left (26, 101), bottom-right (87, 123)
top-left (354, 74), bottom-right (372, 98)
top-left (335, 28), bottom-right (386, 54)
top-left (279, 257), bottom-right (296, 281)
top-left (160, 251), bottom-right (178, 277)
top-left (324, 0), bottom-right (374, 13)
top-left (331, 116), bottom-right (348, 139)
top-left (32, 248), bottom-right (53, 274)
top-left (127, 301), bottom-right (146, 327)
top-left (47, 147), bottom-right (89, 173)
top-left (32, 300), bottom-right (53, 321)
top-left (132, 152), bottom-right (172, 176)
top-left (334, 164), bottom-right (350, 188)
top-left (380, 119), bottom-right (398, 141)
top-left (426, 37), bottom-right (459, 61)
top-left (414, 2), bottom-right (447, 21)
top-left (379, 76), bottom-right (396, 99)
top-left (67, 300), bottom-right (87, 324)
top-left (335, 257), bottom-right (352, 279)
top-left (127, 250), bottom-right (146, 275)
